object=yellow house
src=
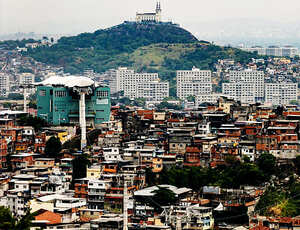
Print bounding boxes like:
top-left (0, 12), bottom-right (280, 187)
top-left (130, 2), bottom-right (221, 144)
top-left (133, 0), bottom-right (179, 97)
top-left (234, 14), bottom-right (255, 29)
top-left (57, 131), bottom-right (69, 143)
top-left (87, 165), bottom-right (101, 179)
top-left (219, 102), bottom-right (232, 114)
top-left (153, 112), bottom-right (166, 121)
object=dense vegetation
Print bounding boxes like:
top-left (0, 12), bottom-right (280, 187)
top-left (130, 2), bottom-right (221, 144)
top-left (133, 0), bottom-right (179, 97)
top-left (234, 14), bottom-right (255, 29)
top-left (146, 154), bottom-right (277, 190)
top-left (17, 115), bottom-right (48, 131)
top-left (255, 181), bottom-right (300, 217)
top-left (44, 136), bottom-right (62, 158)
top-left (0, 206), bottom-right (33, 230)
top-left (24, 22), bottom-right (260, 80)
top-left (255, 156), bottom-right (300, 217)
top-left (0, 39), bottom-right (36, 50)
top-left (26, 23), bottom-right (197, 74)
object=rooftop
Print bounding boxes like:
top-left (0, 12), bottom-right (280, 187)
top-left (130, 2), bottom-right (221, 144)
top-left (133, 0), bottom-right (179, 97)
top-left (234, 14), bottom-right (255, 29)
top-left (37, 75), bottom-right (96, 88)
top-left (134, 184), bottom-right (192, 197)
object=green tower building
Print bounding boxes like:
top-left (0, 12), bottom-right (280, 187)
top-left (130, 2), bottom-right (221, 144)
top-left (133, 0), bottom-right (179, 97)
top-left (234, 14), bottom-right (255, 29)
top-left (36, 76), bottom-right (111, 127)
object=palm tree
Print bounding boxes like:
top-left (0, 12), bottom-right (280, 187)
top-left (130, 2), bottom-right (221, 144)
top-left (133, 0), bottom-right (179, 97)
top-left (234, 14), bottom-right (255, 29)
top-left (0, 206), bottom-right (33, 230)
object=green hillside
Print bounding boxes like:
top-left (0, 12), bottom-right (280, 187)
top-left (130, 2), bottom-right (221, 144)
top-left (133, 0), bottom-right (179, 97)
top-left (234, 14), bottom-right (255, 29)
top-left (26, 22), bottom-right (198, 73)
top-left (24, 22), bottom-right (260, 79)
top-left (128, 43), bottom-right (258, 80)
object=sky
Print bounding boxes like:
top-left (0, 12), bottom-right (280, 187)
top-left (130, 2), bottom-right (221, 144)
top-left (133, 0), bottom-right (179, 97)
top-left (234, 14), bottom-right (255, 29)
top-left (1, 0), bottom-right (300, 44)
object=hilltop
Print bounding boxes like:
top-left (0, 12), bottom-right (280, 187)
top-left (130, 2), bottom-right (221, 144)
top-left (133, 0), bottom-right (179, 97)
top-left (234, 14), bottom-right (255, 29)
top-left (25, 22), bottom-right (198, 73)
top-left (23, 22), bottom-right (260, 76)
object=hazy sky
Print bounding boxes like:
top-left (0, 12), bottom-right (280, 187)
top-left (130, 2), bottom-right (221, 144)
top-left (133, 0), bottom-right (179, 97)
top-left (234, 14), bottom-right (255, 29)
top-left (1, 0), bottom-right (300, 36)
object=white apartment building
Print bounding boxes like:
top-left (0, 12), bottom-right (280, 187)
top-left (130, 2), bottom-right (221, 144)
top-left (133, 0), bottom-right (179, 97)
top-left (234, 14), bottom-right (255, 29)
top-left (265, 83), bottom-right (297, 105)
top-left (88, 179), bottom-right (110, 210)
top-left (176, 67), bottom-right (212, 100)
top-left (116, 67), bottom-right (160, 99)
top-left (241, 46), bottom-right (298, 58)
top-left (196, 93), bottom-right (227, 106)
top-left (18, 73), bottom-right (35, 85)
top-left (99, 69), bottom-right (117, 94)
top-left (0, 73), bottom-right (10, 96)
top-left (137, 80), bottom-right (169, 101)
top-left (103, 147), bottom-right (122, 161)
top-left (224, 70), bottom-right (265, 102)
top-left (222, 83), bottom-right (255, 104)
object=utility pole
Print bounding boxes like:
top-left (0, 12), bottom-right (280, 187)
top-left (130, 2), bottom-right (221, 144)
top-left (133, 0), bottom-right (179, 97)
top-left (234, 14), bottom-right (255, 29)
top-left (123, 180), bottom-right (128, 230)
top-left (79, 92), bottom-right (87, 150)
top-left (23, 87), bottom-right (27, 113)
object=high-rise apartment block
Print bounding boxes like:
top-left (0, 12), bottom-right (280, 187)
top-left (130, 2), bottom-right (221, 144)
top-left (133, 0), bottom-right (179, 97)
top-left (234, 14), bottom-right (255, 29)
top-left (241, 46), bottom-right (298, 58)
top-left (222, 83), bottom-right (255, 104)
top-left (116, 67), bottom-right (168, 100)
top-left (99, 69), bottom-right (117, 94)
top-left (176, 67), bottom-right (212, 100)
top-left (265, 83), bottom-right (297, 105)
top-left (222, 70), bottom-right (264, 102)
top-left (18, 73), bottom-right (35, 85)
top-left (196, 94), bottom-right (231, 107)
top-left (137, 81), bottom-right (169, 101)
top-left (0, 73), bottom-right (10, 96)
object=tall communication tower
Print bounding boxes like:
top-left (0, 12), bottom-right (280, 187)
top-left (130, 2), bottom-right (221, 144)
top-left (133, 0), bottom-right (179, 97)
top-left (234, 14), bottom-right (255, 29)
top-left (73, 86), bottom-right (93, 150)
top-left (123, 181), bottom-right (128, 230)
top-left (20, 84), bottom-right (34, 113)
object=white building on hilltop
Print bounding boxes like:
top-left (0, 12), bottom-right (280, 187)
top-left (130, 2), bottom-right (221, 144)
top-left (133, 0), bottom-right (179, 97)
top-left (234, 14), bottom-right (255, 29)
top-left (176, 67), bottom-right (212, 100)
top-left (136, 2), bottom-right (162, 23)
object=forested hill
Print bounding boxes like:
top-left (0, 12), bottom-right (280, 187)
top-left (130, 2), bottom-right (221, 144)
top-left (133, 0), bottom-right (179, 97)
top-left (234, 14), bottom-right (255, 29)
top-left (24, 22), bottom-right (260, 75)
top-left (25, 22), bottom-right (199, 73)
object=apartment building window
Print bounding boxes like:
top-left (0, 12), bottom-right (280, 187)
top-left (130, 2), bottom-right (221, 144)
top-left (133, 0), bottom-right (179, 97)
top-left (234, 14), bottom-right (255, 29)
top-left (39, 90), bottom-right (46, 96)
top-left (55, 91), bottom-right (67, 97)
top-left (96, 91), bottom-right (108, 98)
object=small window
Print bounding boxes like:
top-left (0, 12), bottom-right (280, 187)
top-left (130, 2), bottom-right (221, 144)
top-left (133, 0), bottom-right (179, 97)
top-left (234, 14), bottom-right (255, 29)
top-left (96, 90), bottom-right (108, 98)
top-left (39, 90), bottom-right (46, 96)
top-left (55, 90), bottom-right (67, 97)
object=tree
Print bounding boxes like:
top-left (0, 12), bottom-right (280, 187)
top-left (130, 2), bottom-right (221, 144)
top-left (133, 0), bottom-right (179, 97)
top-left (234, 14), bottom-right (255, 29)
top-left (294, 156), bottom-right (300, 175)
top-left (7, 93), bottom-right (23, 100)
top-left (156, 101), bottom-right (183, 110)
top-left (71, 154), bottom-right (91, 185)
top-left (44, 136), bottom-right (62, 158)
top-left (186, 95), bottom-right (195, 102)
top-left (119, 97), bottom-right (131, 106)
top-left (256, 153), bottom-right (276, 178)
top-left (0, 206), bottom-right (33, 230)
top-left (290, 100), bottom-right (299, 105)
top-left (151, 187), bottom-right (176, 210)
top-left (133, 97), bottom-right (146, 107)
top-left (17, 115), bottom-right (48, 131)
